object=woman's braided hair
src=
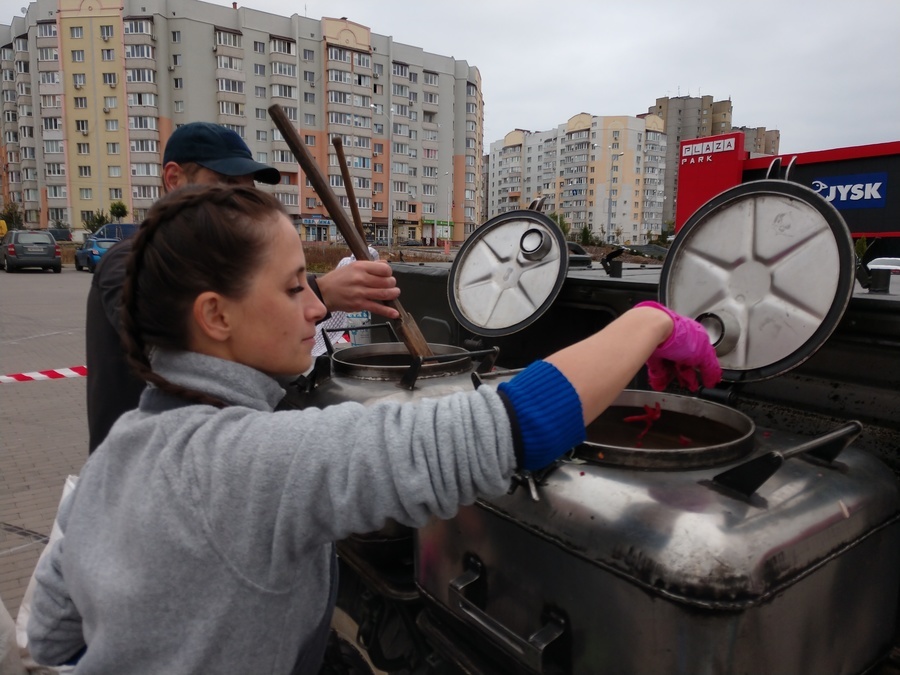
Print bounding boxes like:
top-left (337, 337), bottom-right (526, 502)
top-left (120, 184), bottom-right (288, 406)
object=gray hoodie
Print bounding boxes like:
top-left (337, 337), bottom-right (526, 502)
top-left (27, 350), bottom-right (516, 674)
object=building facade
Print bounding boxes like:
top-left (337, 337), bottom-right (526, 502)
top-left (648, 95), bottom-right (778, 224)
top-left (0, 0), bottom-right (483, 244)
top-left (487, 113), bottom-right (667, 246)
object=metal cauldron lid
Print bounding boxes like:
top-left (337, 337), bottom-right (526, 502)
top-left (447, 209), bottom-right (569, 337)
top-left (660, 180), bottom-right (856, 382)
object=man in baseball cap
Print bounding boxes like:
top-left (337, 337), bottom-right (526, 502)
top-left (161, 122), bottom-right (281, 185)
top-left (85, 122), bottom-right (401, 452)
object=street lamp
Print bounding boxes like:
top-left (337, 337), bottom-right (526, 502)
top-left (607, 149), bottom-right (624, 244)
top-left (371, 103), bottom-right (395, 245)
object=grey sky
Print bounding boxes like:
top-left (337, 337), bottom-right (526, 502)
top-left (4, 0), bottom-right (897, 153)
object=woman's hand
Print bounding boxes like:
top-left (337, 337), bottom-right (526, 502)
top-left (635, 301), bottom-right (722, 391)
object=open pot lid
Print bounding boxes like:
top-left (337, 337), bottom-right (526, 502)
top-left (448, 210), bottom-right (569, 337)
top-left (660, 180), bottom-right (855, 382)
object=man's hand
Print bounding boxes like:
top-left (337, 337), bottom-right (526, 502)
top-left (316, 260), bottom-right (401, 319)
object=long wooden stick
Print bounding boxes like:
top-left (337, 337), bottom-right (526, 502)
top-left (268, 104), bottom-right (434, 358)
top-left (332, 137), bottom-right (368, 251)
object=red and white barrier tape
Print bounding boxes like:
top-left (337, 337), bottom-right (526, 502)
top-left (1, 366), bottom-right (87, 384)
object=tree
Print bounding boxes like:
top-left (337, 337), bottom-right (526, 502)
top-left (547, 211), bottom-right (571, 239)
top-left (110, 201), bottom-right (128, 223)
top-left (0, 201), bottom-right (24, 230)
top-left (579, 224), bottom-right (594, 247)
top-left (82, 208), bottom-right (111, 233)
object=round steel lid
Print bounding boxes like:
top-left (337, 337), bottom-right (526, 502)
top-left (660, 180), bottom-right (855, 382)
top-left (448, 210), bottom-right (569, 337)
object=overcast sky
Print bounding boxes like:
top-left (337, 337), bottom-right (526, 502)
top-left (4, 0), bottom-right (898, 154)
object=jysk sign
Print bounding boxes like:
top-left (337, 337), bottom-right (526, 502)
top-left (811, 173), bottom-right (887, 210)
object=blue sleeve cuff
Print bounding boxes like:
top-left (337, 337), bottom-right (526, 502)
top-left (498, 360), bottom-right (585, 471)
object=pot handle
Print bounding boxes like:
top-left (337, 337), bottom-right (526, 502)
top-left (449, 554), bottom-right (566, 673)
top-left (712, 421), bottom-right (863, 499)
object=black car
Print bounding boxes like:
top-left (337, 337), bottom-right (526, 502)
top-left (1, 230), bottom-right (62, 273)
top-left (47, 227), bottom-right (73, 242)
top-left (401, 239), bottom-right (423, 246)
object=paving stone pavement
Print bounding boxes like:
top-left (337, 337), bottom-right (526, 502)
top-left (0, 266), bottom-right (93, 622)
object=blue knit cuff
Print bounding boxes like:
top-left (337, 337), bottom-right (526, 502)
top-left (498, 361), bottom-right (585, 471)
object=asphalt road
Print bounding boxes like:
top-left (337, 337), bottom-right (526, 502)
top-left (0, 265), bottom-right (93, 620)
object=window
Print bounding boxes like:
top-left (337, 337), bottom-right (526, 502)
top-left (75, 120), bottom-right (88, 133)
top-left (174, 100), bottom-right (184, 113)
top-left (77, 143), bottom-right (90, 154)
top-left (104, 96), bottom-right (117, 109)
top-left (122, 20), bottom-right (150, 35)
top-left (101, 49), bottom-right (114, 61)
top-left (128, 92), bottom-right (157, 106)
top-left (255, 86), bottom-right (266, 98)
top-left (45, 162), bottom-right (65, 175)
top-left (304, 135), bottom-right (315, 146)
top-left (70, 26), bottom-right (83, 38)
top-left (41, 95), bottom-right (62, 108)
top-left (424, 71), bottom-right (438, 86)
top-left (71, 49), bottom-right (84, 62)
top-left (254, 40), bottom-right (265, 53)
top-left (256, 152), bottom-right (268, 163)
top-left (43, 117), bottom-right (61, 131)
top-left (304, 70), bottom-right (315, 82)
top-left (217, 55), bottom-right (242, 70)
top-left (74, 97), bottom-right (87, 109)
top-left (271, 61), bottom-right (296, 77)
top-left (38, 23), bottom-right (58, 38)
top-left (108, 166), bottom-right (122, 177)
top-left (124, 44), bottom-right (154, 59)
top-left (257, 130), bottom-right (267, 141)
top-left (270, 38), bottom-right (295, 55)
top-left (272, 150), bottom-right (292, 163)
top-left (215, 30), bottom-right (242, 48)
top-left (392, 62), bottom-right (409, 78)
top-left (100, 25), bottom-right (114, 39)
top-left (174, 78), bottom-right (183, 89)
top-left (103, 73), bottom-right (118, 86)
top-left (254, 63), bottom-right (265, 76)
top-left (173, 54), bottom-right (182, 67)
top-left (304, 92), bottom-right (315, 104)
top-left (131, 163), bottom-right (160, 177)
top-left (129, 116), bottom-right (158, 130)
top-left (172, 30), bottom-right (181, 42)
top-left (133, 185), bottom-right (160, 200)
top-left (303, 49), bottom-right (315, 61)
top-left (73, 73), bottom-right (86, 87)
top-left (130, 139), bottom-right (158, 152)
top-left (304, 113), bottom-right (315, 126)
top-left (424, 92), bottom-right (439, 104)
top-left (218, 79), bottom-right (244, 93)
top-left (110, 188), bottom-right (123, 200)
top-left (282, 106), bottom-right (297, 121)
top-left (222, 124), bottom-right (244, 137)
top-left (47, 185), bottom-right (67, 198)
top-left (79, 188), bottom-right (92, 199)
top-left (219, 101), bottom-right (244, 116)
top-left (276, 192), bottom-right (298, 206)
top-left (39, 72), bottom-right (59, 85)
top-left (107, 143), bottom-right (120, 154)
top-left (127, 69), bottom-right (156, 83)
top-left (106, 119), bottom-right (118, 131)
top-left (270, 84), bottom-right (294, 98)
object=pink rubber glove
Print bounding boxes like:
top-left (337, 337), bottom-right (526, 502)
top-left (634, 301), bottom-right (723, 392)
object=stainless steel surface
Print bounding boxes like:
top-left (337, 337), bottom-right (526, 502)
top-left (448, 210), bottom-right (568, 337)
top-left (661, 180), bottom-right (856, 382)
top-left (417, 436), bottom-right (900, 674)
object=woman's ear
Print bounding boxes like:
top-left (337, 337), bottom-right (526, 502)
top-left (192, 292), bottom-right (231, 343)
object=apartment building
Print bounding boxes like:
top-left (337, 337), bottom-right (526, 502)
top-left (486, 113), bottom-right (666, 246)
top-left (0, 0), bottom-right (483, 244)
top-left (649, 95), bottom-right (778, 223)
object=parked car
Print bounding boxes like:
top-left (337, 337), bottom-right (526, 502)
top-left (374, 238), bottom-right (389, 247)
top-left (93, 222), bottom-right (139, 241)
top-left (75, 237), bottom-right (119, 273)
top-left (401, 239), bottom-right (423, 246)
top-left (1, 229), bottom-right (61, 273)
top-left (47, 227), bottom-right (73, 242)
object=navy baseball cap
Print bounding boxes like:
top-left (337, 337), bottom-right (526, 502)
top-left (163, 122), bottom-right (281, 185)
